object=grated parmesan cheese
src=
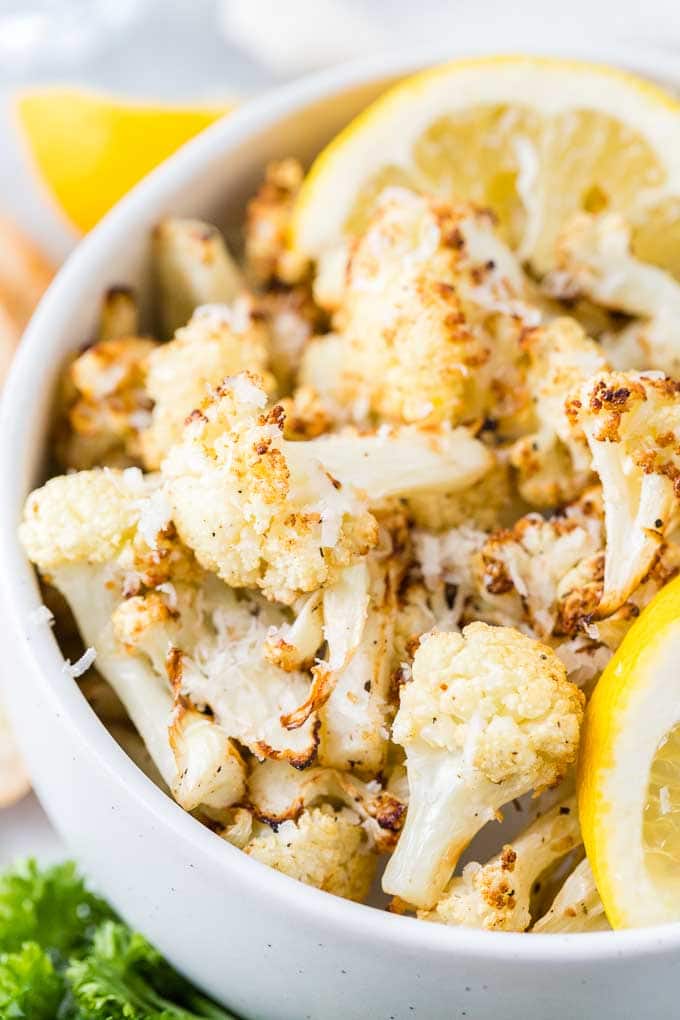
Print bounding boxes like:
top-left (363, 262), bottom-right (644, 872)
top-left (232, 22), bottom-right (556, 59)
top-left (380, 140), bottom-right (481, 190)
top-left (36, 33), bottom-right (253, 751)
top-left (228, 372), bottom-right (268, 407)
top-left (28, 604), bottom-right (55, 627)
top-left (137, 489), bottom-right (172, 550)
top-left (156, 581), bottom-right (178, 611)
top-left (62, 647), bottom-right (96, 679)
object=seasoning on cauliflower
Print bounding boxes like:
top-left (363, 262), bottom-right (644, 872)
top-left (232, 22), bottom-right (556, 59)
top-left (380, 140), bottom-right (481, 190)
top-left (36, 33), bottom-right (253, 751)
top-left (244, 158), bottom-right (309, 285)
top-left (549, 212), bottom-right (680, 375)
top-left (246, 758), bottom-right (406, 854)
top-left (141, 299), bottom-right (273, 469)
top-left (55, 335), bottom-right (159, 470)
top-left (533, 857), bottom-right (609, 933)
top-left (326, 188), bottom-right (538, 427)
top-left (161, 372), bottom-right (378, 604)
top-left (382, 624), bottom-right (584, 909)
top-left (153, 217), bottom-right (244, 337)
top-left (420, 795), bottom-right (581, 931)
top-left (567, 371), bottom-right (680, 616)
top-left (19, 468), bottom-right (246, 811)
top-left (509, 317), bottom-right (607, 507)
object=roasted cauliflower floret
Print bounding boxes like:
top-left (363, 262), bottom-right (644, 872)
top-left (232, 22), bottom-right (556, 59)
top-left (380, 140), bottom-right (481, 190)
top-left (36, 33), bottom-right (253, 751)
top-left (420, 796), bottom-right (581, 931)
top-left (279, 385), bottom-right (334, 440)
top-left (114, 581), bottom-right (320, 770)
top-left (98, 285), bottom-right (139, 342)
top-left (56, 336), bottom-right (158, 470)
top-left (297, 332), bottom-right (360, 424)
top-left (586, 539), bottom-right (680, 650)
top-left (510, 318), bottom-right (607, 507)
top-left (19, 468), bottom-right (147, 570)
top-left (162, 372), bottom-right (378, 604)
top-left (262, 590), bottom-right (324, 672)
top-left (245, 158), bottom-right (309, 285)
top-left (18, 468), bottom-right (238, 805)
top-left (316, 546), bottom-right (407, 775)
top-left (567, 371), bottom-right (680, 616)
top-left (533, 857), bottom-right (609, 933)
top-left (549, 635), bottom-right (611, 690)
top-left (153, 217), bottom-right (244, 337)
top-left (550, 212), bottom-right (680, 375)
top-left (162, 373), bottom-right (492, 603)
top-left (310, 422), bottom-right (493, 501)
top-left (407, 451), bottom-right (513, 532)
top-left (245, 758), bottom-right (406, 854)
top-left (141, 299), bottom-right (273, 468)
top-left (328, 188), bottom-right (537, 427)
top-left (382, 624), bottom-right (584, 908)
top-left (256, 285), bottom-right (325, 393)
top-left (167, 702), bottom-right (246, 813)
top-left (392, 576), bottom-right (463, 673)
top-left (243, 805), bottom-right (376, 901)
top-left (416, 490), bottom-right (605, 640)
top-left (471, 490), bottom-right (605, 638)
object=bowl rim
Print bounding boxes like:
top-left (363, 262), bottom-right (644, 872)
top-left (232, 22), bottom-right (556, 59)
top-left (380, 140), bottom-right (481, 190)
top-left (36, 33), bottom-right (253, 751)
top-left (4, 42), bottom-right (680, 963)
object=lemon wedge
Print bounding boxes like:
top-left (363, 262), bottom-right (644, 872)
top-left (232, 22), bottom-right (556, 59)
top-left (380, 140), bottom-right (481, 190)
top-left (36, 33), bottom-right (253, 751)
top-left (292, 55), bottom-right (680, 277)
top-left (16, 89), bottom-right (231, 232)
top-left (579, 574), bottom-right (680, 928)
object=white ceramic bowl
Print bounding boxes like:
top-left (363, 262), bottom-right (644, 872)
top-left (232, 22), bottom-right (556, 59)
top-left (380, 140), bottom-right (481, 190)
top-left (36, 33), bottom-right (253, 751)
top-left (3, 46), bottom-right (680, 1020)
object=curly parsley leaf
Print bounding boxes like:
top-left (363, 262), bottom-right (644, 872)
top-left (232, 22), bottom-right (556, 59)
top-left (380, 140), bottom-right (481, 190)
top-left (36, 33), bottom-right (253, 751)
top-left (0, 859), bottom-right (115, 959)
top-left (0, 942), bottom-right (65, 1019)
top-left (0, 862), bottom-right (238, 1019)
top-left (67, 921), bottom-right (238, 1020)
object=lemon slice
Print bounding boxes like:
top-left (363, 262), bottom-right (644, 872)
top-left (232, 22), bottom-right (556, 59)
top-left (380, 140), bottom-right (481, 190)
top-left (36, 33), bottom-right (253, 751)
top-left (578, 574), bottom-right (680, 928)
top-left (292, 55), bottom-right (680, 276)
top-left (16, 89), bottom-right (231, 232)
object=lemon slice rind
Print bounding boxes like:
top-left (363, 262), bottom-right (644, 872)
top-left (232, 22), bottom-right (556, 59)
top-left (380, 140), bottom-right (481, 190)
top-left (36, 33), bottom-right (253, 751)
top-left (579, 576), bottom-right (680, 929)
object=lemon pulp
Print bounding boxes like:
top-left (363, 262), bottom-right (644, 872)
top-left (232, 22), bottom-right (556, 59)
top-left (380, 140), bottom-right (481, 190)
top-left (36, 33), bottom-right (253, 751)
top-left (643, 722), bottom-right (680, 899)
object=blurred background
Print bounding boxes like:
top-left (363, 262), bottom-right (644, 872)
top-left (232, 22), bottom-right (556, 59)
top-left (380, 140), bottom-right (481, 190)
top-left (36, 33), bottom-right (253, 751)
top-left (3, 0), bottom-right (680, 259)
top-left (1, 0), bottom-right (680, 863)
